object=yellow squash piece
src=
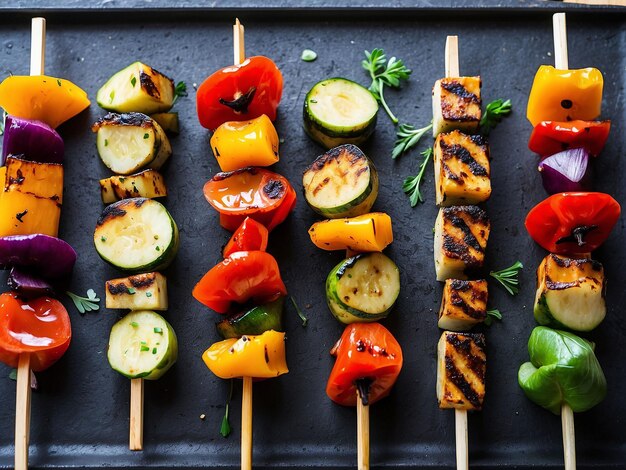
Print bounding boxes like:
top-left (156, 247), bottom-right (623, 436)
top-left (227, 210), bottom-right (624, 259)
top-left (308, 212), bottom-right (393, 252)
top-left (202, 330), bottom-right (288, 379)
top-left (210, 114), bottom-right (279, 172)
top-left (527, 66), bottom-right (603, 126)
top-left (0, 75), bottom-right (90, 129)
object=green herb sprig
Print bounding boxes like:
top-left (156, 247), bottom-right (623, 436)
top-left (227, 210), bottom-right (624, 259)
top-left (484, 308), bottom-right (503, 326)
top-left (480, 98), bottom-right (512, 134)
top-left (66, 289), bottom-right (100, 314)
top-left (172, 81), bottom-right (188, 105)
top-left (392, 122), bottom-right (433, 159)
top-left (402, 147), bottom-right (433, 207)
top-left (290, 296), bottom-right (308, 328)
top-left (220, 379), bottom-right (234, 438)
top-left (362, 48), bottom-right (411, 124)
top-left (490, 261), bottom-right (523, 296)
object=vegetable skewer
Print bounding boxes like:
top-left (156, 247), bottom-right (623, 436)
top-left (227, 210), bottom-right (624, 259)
top-left (15, 17), bottom-right (46, 470)
top-left (552, 13), bottom-right (575, 470)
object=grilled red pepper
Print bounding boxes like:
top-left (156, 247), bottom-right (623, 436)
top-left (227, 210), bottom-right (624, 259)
top-left (196, 56), bottom-right (283, 131)
top-left (192, 250), bottom-right (287, 314)
top-left (525, 192), bottom-right (620, 255)
top-left (223, 217), bottom-right (269, 258)
top-left (203, 167), bottom-right (296, 232)
top-left (529, 120), bottom-right (611, 157)
top-left (326, 323), bottom-right (403, 407)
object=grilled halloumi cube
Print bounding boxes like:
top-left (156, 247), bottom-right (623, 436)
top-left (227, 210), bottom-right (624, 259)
top-left (534, 254), bottom-right (606, 332)
top-left (434, 130), bottom-right (491, 206)
top-left (432, 76), bottom-right (482, 137)
top-left (438, 279), bottom-right (488, 331)
top-left (106, 272), bottom-right (168, 310)
top-left (100, 169), bottom-right (168, 204)
top-left (437, 331), bottom-right (486, 410)
top-left (434, 205), bottom-right (490, 281)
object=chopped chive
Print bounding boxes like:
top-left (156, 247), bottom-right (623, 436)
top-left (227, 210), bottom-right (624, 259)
top-left (130, 321), bottom-right (139, 327)
top-left (109, 90), bottom-right (115, 103)
top-left (146, 292), bottom-right (153, 298)
top-left (104, 139), bottom-right (108, 147)
top-left (100, 236), bottom-right (107, 242)
top-left (57, 79), bottom-right (62, 86)
top-left (154, 234), bottom-right (159, 240)
top-left (130, 76), bottom-right (137, 87)
top-left (155, 246), bottom-right (160, 251)
top-left (301, 49), bottom-right (317, 62)
top-left (152, 348), bottom-right (157, 354)
top-left (127, 287), bottom-right (136, 295)
top-left (140, 341), bottom-right (147, 345)
top-left (154, 327), bottom-right (163, 334)
top-left (290, 296), bottom-right (308, 327)
top-left (140, 345), bottom-right (150, 352)
top-left (143, 133), bottom-right (149, 139)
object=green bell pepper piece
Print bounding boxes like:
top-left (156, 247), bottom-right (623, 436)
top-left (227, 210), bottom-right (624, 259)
top-left (518, 326), bottom-right (606, 415)
top-left (216, 297), bottom-right (284, 339)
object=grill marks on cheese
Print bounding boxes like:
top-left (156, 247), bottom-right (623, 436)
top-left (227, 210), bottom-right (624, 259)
top-left (439, 77), bottom-right (482, 123)
top-left (438, 331), bottom-right (486, 410)
top-left (444, 280), bottom-right (487, 320)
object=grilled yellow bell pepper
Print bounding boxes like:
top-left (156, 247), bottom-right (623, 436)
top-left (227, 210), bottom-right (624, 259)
top-left (527, 66), bottom-right (603, 126)
top-left (0, 75), bottom-right (90, 129)
top-left (308, 212), bottom-right (393, 252)
top-left (202, 330), bottom-right (288, 379)
top-left (210, 114), bottom-right (279, 172)
top-left (5, 156), bottom-right (64, 203)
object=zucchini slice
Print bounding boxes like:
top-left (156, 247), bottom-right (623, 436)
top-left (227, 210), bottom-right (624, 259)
top-left (96, 62), bottom-right (175, 114)
top-left (151, 112), bottom-right (180, 135)
top-left (326, 252), bottom-right (400, 324)
top-left (107, 310), bottom-right (177, 380)
top-left (94, 198), bottom-right (179, 273)
top-left (303, 144), bottom-right (378, 218)
top-left (216, 297), bottom-right (284, 339)
top-left (303, 78), bottom-right (378, 149)
top-left (100, 169), bottom-right (168, 203)
top-left (92, 112), bottom-right (172, 175)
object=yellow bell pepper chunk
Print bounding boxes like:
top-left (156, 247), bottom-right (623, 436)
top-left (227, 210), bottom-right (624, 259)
top-left (0, 75), bottom-right (90, 129)
top-left (210, 114), bottom-right (279, 172)
top-left (308, 212), bottom-right (393, 252)
top-left (202, 330), bottom-right (288, 379)
top-left (0, 190), bottom-right (61, 237)
top-left (6, 156), bottom-right (64, 204)
top-left (527, 66), bottom-right (603, 126)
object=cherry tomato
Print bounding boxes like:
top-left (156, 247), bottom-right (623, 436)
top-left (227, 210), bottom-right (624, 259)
top-left (204, 167), bottom-right (296, 232)
top-left (529, 120), bottom-right (611, 157)
top-left (223, 217), bottom-right (269, 258)
top-left (525, 192), bottom-right (620, 255)
top-left (326, 323), bottom-right (403, 407)
top-left (196, 56), bottom-right (283, 131)
top-left (0, 292), bottom-right (71, 371)
top-left (192, 251), bottom-right (287, 314)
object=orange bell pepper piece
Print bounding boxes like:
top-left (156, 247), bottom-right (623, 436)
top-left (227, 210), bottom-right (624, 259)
top-left (0, 75), bottom-right (90, 128)
top-left (527, 66), bottom-right (603, 126)
top-left (308, 212), bottom-right (393, 252)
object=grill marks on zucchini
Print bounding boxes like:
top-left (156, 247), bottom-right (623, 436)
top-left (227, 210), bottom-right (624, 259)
top-left (303, 144), bottom-right (378, 218)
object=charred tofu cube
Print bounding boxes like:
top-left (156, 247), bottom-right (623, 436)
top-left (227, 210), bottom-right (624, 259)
top-left (434, 205), bottom-right (490, 281)
top-left (437, 331), bottom-right (486, 410)
top-left (434, 130), bottom-right (491, 206)
top-left (438, 279), bottom-right (488, 331)
top-left (432, 76), bottom-right (482, 137)
top-left (534, 254), bottom-right (606, 332)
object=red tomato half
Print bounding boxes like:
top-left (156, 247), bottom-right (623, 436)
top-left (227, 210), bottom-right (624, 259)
top-left (326, 323), bottom-right (403, 407)
top-left (223, 217), bottom-right (269, 258)
top-left (192, 251), bottom-right (287, 314)
top-left (0, 292), bottom-right (71, 371)
top-left (525, 192), bottom-right (621, 255)
top-left (529, 120), bottom-right (611, 157)
top-left (204, 167), bottom-right (296, 232)
top-left (196, 56), bottom-right (283, 131)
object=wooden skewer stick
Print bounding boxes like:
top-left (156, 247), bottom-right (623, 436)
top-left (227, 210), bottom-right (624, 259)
top-left (356, 387), bottom-right (370, 470)
top-left (15, 17), bottom-right (47, 470)
top-left (129, 378), bottom-right (144, 451)
top-left (444, 33), bottom-right (468, 470)
top-left (552, 13), bottom-right (577, 470)
top-left (233, 18), bottom-right (245, 66)
top-left (241, 376), bottom-right (253, 470)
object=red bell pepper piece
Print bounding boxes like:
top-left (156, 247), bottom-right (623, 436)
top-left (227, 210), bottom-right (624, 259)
top-left (0, 292), bottom-right (71, 371)
top-left (222, 217), bottom-right (269, 258)
top-left (196, 56), bottom-right (283, 131)
top-left (529, 120), bottom-right (611, 157)
top-left (326, 323), bottom-right (403, 407)
top-left (192, 251), bottom-right (287, 314)
top-left (525, 192), bottom-right (620, 255)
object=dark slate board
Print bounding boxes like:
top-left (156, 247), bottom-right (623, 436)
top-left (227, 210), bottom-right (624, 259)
top-left (0, 6), bottom-right (624, 470)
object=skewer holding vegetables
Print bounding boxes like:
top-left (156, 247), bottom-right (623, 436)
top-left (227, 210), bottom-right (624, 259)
top-left (518, 13), bottom-right (620, 470)
top-left (0, 17), bottom-right (91, 469)
top-left (193, 19), bottom-right (295, 470)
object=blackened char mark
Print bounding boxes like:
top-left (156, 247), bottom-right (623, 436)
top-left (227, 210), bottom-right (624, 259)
top-left (441, 142), bottom-right (488, 177)
top-left (140, 71), bottom-right (161, 99)
top-left (445, 355), bottom-right (482, 409)
top-left (448, 214), bottom-right (482, 252)
top-left (441, 81), bottom-right (480, 104)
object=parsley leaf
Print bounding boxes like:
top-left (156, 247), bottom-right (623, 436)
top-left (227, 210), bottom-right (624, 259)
top-left (220, 379), bottom-right (234, 438)
top-left (393, 121), bottom-right (433, 159)
top-left (490, 261), bottom-right (523, 295)
top-left (362, 48), bottom-right (411, 124)
top-left (484, 308), bottom-right (503, 326)
top-left (66, 289), bottom-right (100, 314)
top-left (402, 147), bottom-right (433, 207)
top-left (480, 98), bottom-right (512, 135)
top-left (172, 81), bottom-right (188, 105)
